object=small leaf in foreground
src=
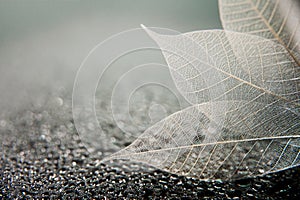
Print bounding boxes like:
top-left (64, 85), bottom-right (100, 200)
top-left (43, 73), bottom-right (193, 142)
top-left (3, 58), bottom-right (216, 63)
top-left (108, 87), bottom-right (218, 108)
top-left (103, 101), bottom-right (300, 180)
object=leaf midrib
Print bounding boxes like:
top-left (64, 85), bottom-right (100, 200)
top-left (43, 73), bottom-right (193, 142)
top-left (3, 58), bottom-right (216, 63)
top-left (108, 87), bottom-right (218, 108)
top-left (109, 134), bottom-right (300, 157)
top-left (248, 0), bottom-right (300, 67)
top-left (176, 33), bottom-right (300, 107)
top-left (142, 26), bottom-right (300, 107)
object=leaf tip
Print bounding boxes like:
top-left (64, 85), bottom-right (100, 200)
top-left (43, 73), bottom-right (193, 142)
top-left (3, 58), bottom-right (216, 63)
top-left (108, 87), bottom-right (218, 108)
top-left (140, 24), bottom-right (159, 40)
top-left (140, 24), bottom-right (147, 29)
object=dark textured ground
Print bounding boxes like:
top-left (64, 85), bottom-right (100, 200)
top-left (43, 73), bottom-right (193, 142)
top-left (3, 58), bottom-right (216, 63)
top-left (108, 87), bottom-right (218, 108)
top-left (1, 94), bottom-right (300, 199)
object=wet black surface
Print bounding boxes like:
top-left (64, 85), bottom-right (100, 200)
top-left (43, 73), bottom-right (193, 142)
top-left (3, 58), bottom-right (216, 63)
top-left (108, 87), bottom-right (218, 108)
top-left (1, 96), bottom-right (300, 199)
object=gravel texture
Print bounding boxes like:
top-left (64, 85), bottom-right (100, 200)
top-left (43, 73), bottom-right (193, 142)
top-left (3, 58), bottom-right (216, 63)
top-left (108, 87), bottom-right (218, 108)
top-left (1, 92), bottom-right (300, 199)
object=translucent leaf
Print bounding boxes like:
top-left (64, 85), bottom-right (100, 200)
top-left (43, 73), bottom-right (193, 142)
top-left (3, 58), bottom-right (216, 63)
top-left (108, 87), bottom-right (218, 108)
top-left (103, 101), bottom-right (300, 180)
top-left (102, 27), bottom-right (300, 180)
top-left (141, 26), bottom-right (299, 108)
top-left (101, 27), bottom-right (300, 179)
top-left (218, 0), bottom-right (300, 67)
top-left (102, 2), bottom-right (300, 179)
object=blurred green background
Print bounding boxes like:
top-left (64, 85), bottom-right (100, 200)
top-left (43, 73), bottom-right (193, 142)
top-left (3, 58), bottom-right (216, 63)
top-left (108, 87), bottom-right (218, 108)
top-left (0, 0), bottom-right (221, 44)
top-left (0, 0), bottom-right (221, 111)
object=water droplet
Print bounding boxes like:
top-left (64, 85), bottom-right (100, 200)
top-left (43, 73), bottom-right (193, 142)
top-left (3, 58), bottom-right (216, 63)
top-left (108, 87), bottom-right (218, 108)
top-left (0, 120), bottom-right (7, 128)
top-left (87, 122), bottom-right (95, 131)
top-left (54, 97), bottom-right (63, 106)
top-left (40, 134), bottom-right (46, 141)
top-left (35, 113), bottom-right (43, 121)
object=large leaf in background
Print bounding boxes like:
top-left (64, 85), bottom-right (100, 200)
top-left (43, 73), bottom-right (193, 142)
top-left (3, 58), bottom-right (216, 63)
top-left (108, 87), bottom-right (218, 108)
top-left (218, 0), bottom-right (300, 66)
top-left (103, 101), bottom-right (300, 180)
top-left (141, 26), bottom-right (299, 108)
